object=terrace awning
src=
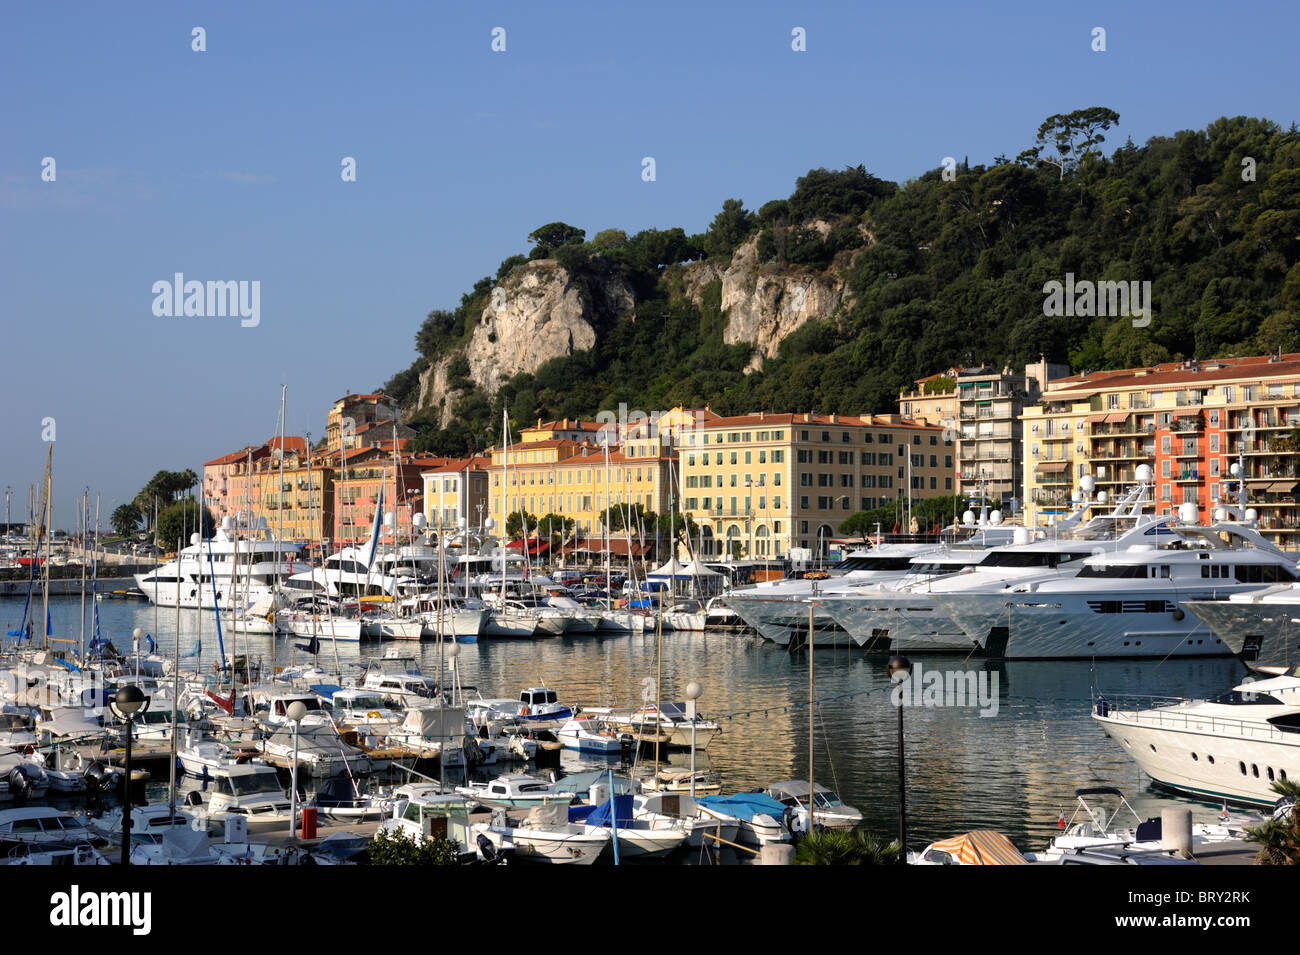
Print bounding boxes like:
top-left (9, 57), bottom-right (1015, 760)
top-left (1084, 415), bottom-right (1107, 424)
top-left (1264, 480), bottom-right (1298, 493)
top-left (1104, 412), bottom-right (1128, 424)
top-left (1034, 462), bottom-right (1069, 473)
top-left (1173, 409), bottom-right (1201, 417)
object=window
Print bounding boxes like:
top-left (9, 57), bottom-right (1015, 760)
top-left (772, 450), bottom-right (784, 463)
top-left (839, 451), bottom-right (853, 465)
top-left (822, 432), bottom-right (830, 442)
top-left (800, 473), bottom-right (812, 486)
top-left (842, 432), bottom-right (850, 443)
top-left (797, 449), bottom-right (812, 463)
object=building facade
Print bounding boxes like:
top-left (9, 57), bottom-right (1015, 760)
top-left (422, 456), bottom-right (491, 532)
top-left (678, 413), bottom-right (952, 560)
top-left (1022, 352), bottom-right (1300, 546)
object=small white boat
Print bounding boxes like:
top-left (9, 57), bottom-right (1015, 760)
top-left (177, 739), bottom-right (262, 778)
top-left (199, 764), bottom-right (295, 833)
top-left (557, 717), bottom-right (623, 755)
top-left (572, 795), bottom-right (688, 858)
top-left (89, 804), bottom-right (201, 847)
top-left (697, 793), bottom-right (791, 846)
top-left (634, 791), bottom-right (739, 848)
top-left (473, 804), bottom-right (609, 865)
top-left (765, 780), bottom-right (863, 833)
top-left (1029, 787), bottom-right (1256, 863)
top-left (456, 774), bottom-right (574, 809)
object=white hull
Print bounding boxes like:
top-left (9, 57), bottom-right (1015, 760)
top-left (1094, 707), bottom-right (1300, 805)
top-left (817, 595), bottom-right (978, 652)
top-left (1184, 597), bottom-right (1300, 665)
top-left (285, 616), bottom-right (363, 642)
top-left (930, 591), bottom-right (1235, 659)
top-left (475, 824), bottom-right (608, 864)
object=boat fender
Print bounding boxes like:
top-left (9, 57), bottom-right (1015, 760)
top-left (520, 705), bottom-right (529, 717)
top-left (1172, 608), bottom-right (1185, 621)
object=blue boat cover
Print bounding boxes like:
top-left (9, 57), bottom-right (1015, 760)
top-left (310, 684), bottom-right (345, 698)
top-left (581, 794), bottom-right (635, 827)
top-left (697, 793), bottom-right (786, 821)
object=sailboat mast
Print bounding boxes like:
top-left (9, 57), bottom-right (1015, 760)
top-left (500, 408), bottom-right (508, 606)
top-left (41, 446), bottom-right (52, 651)
top-left (168, 532), bottom-right (181, 823)
top-left (79, 491), bottom-right (87, 659)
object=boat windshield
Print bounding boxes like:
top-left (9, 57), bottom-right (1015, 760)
top-left (811, 791), bottom-right (843, 808)
top-left (346, 696), bottom-right (387, 711)
top-left (228, 774), bottom-right (284, 796)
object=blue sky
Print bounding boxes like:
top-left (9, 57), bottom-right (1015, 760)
top-left (2, 0), bottom-right (1297, 529)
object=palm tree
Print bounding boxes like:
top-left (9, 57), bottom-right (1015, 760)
top-left (1245, 779), bottom-right (1300, 865)
top-left (111, 503), bottom-right (142, 539)
top-left (793, 829), bottom-right (901, 865)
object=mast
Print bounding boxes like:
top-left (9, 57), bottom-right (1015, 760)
top-left (603, 435), bottom-right (611, 611)
top-left (500, 407), bottom-right (508, 607)
top-left (168, 533), bottom-right (181, 823)
top-left (78, 491), bottom-right (87, 660)
top-left (40, 446), bottom-right (52, 651)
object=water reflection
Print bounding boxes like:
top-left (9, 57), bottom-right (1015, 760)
top-left (8, 597), bottom-right (1256, 852)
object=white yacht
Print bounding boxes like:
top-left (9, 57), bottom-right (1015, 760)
top-left (820, 488), bottom-right (1165, 653)
top-left (135, 518), bottom-right (307, 610)
top-left (1185, 584), bottom-right (1300, 666)
top-left (931, 516), bottom-right (1299, 658)
top-left (1093, 670), bottom-right (1300, 805)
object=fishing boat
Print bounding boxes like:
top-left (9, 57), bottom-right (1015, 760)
top-left (0, 807), bottom-right (97, 852)
top-left (359, 651), bottom-right (439, 706)
top-left (177, 738), bottom-right (261, 778)
top-left (378, 784), bottom-right (482, 860)
top-left (610, 702), bottom-right (721, 750)
top-left (258, 724), bottom-right (374, 778)
top-left (639, 768), bottom-right (722, 796)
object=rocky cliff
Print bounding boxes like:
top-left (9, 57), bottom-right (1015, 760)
top-left (412, 224), bottom-right (863, 424)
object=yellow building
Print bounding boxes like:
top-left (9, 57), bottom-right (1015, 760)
top-left (422, 456), bottom-right (491, 533)
top-left (678, 413), bottom-right (952, 560)
top-left (486, 437), bottom-right (676, 537)
top-left (1022, 352), bottom-right (1300, 546)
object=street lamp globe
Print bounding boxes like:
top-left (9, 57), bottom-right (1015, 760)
top-left (286, 701), bottom-right (308, 723)
top-left (112, 684), bottom-right (147, 718)
top-left (885, 655), bottom-right (913, 684)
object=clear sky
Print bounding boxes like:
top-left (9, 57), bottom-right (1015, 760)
top-left (2, 0), bottom-right (1297, 530)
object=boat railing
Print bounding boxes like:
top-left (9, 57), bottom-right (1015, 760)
top-left (1096, 695), bottom-right (1300, 743)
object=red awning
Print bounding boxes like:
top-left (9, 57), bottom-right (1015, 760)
top-left (506, 538), bottom-right (551, 556)
top-left (1173, 409), bottom-right (1200, 417)
top-left (1104, 412), bottom-right (1128, 424)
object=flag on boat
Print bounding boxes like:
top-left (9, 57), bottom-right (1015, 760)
top-left (1057, 811), bottom-right (1065, 829)
top-left (207, 689), bottom-right (235, 715)
top-left (365, 485), bottom-right (385, 569)
top-left (295, 635), bottom-right (321, 656)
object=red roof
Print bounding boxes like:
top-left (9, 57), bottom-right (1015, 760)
top-left (1049, 353), bottom-right (1300, 395)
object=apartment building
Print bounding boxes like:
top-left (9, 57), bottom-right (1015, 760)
top-left (1022, 352), bottom-right (1300, 546)
top-left (422, 456), bottom-right (491, 532)
top-left (678, 412), bottom-right (951, 560)
top-left (901, 359), bottom-right (1067, 508)
top-left (485, 437), bottom-right (676, 537)
top-left (326, 392), bottom-right (407, 450)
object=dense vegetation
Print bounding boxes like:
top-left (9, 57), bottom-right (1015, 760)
top-left (385, 113), bottom-right (1300, 457)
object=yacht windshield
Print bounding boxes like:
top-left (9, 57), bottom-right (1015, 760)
top-left (228, 774), bottom-right (284, 796)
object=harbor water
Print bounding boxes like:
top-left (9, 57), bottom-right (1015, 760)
top-left (4, 595), bottom-right (1253, 853)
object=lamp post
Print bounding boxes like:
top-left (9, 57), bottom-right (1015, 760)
top-left (287, 700), bottom-right (307, 841)
top-left (885, 655), bottom-right (912, 862)
top-left (110, 685), bottom-right (148, 866)
top-left (685, 681), bottom-right (702, 798)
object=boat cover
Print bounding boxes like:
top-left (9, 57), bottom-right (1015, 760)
top-left (697, 793), bottom-right (786, 821)
top-left (582, 794), bottom-right (635, 827)
top-left (925, 830), bottom-right (1028, 865)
